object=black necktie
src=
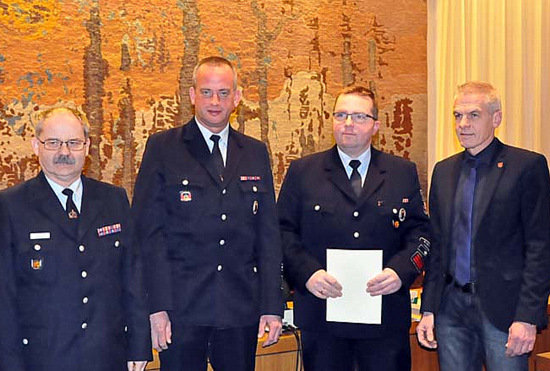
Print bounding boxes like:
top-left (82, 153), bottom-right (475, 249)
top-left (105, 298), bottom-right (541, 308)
top-left (454, 158), bottom-right (478, 285)
top-left (349, 160), bottom-right (362, 197)
top-left (210, 134), bottom-right (225, 180)
top-left (62, 188), bottom-right (79, 220)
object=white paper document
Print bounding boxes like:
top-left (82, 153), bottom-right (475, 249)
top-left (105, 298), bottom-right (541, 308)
top-left (326, 249), bottom-right (383, 324)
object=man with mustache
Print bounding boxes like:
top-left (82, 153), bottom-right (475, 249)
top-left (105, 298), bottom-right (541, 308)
top-left (0, 107), bottom-right (151, 370)
top-left (417, 81), bottom-right (550, 370)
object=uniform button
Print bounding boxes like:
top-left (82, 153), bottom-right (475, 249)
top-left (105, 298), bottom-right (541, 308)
top-left (217, 265), bottom-right (223, 272)
top-left (124, 326), bottom-right (128, 332)
top-left (79, 245), bottom-right (85, 252)
top-left (82, 297), bottom-right (89, 304)
top-left (34, 244), bottom-right (41, 251)
top-left (81, 271), bottom-right (88, 278)
top-left (314, 204), bottom-right (321, 211)
top-left (252, 185), bottom-right (258, 193)
top-left (253, 266), bottom-right (258, 273)
top-left (222, 189), bottom-right (227, 195)
top-left (219, 239), bottom-right (226, 246)
top-left (114, 240), bottom-right (120, 248)
top-left (22, 338), bottom-right (29, 345)
top-left (353, 211), bottom-right (359, 218)
top-left (353, 232), bottom-right (360, 238)
top-left (221, 214), bottom-right (227, 221)
top-left (182, 179), bottom-right (189, 186)
top-left (81, 322), bottom-right (88, 329)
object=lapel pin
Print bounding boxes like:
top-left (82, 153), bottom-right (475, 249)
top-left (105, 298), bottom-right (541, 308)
top-left (31, 258), bottom-right (43, 270)
top-left (399, 207), bottom-right (407, 222)
top-left (497, 162), bottom-right (504, 168)
top-left (402, 198), bottom-right (409, 204)
top-left (180, 190), bottom-right (192, 202)
top-left (68, 210), bottom-right (78, 219)
top-left (377, 200), bottom-right (384, 207)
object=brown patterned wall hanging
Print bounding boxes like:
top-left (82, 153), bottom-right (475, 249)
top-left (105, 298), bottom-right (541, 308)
top-left (0, 0), bottom-right (427, 195)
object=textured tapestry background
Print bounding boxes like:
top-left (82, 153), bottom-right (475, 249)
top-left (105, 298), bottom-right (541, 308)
top-left (0, 0), bottom-right (427, 196)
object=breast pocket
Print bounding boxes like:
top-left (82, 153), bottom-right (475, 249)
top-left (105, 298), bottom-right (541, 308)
top-left (300, 201), bottom-right (336, 238)
top-left (165, 175), bottom-right (208, 231)
top-left (239, 182), bottom-right (269, 222)
top-left (16, 242), bottom-right (57, 285)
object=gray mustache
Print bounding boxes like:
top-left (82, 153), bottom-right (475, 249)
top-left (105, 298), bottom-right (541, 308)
top-left (54, 155), bottom-right (76, 165)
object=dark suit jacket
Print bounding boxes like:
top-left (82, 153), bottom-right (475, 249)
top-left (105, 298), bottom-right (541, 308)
top-left (131, 119), bottom-right (282, 327)
top-left (0, 173), bottom-right (151, 371)
top-left (421, 139), bottom-right (550, 331)
top-left (278, 146), bottom-right (429, 338)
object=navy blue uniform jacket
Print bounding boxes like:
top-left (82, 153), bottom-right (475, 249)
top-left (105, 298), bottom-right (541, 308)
top-left (131, 119), bottom-right (283, 327)
top-left (0, 173), bottom-right (151, 371)
top-left (278, 146), bottom-right (429, 338)
top-left (422, 139), bottom-right (550, 331)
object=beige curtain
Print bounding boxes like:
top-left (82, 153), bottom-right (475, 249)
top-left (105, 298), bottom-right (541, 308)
top-left (428, 0), bottom-right (550, 182)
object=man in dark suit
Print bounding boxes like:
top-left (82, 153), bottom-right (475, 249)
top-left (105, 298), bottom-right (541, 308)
top-left (278, 86), bottom-right (430, 371)
top-left (0, 107), bottom-right (151, 371)
top-left (132, 56), bottom-right (283, 371)
top-left (417, 81), bottom-right (550, 371)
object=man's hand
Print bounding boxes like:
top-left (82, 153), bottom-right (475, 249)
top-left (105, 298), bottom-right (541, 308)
top-left (505, 321), bottom-right (536, 357)
top-left (305, 269), bottom-right (343, 299)
top-left (150, 311), bottom-right (172, 352)
top-left (127, 361), bottom-right (147, 371)
top-left (416, 312), bottom-right (438, 349)
top-left (366, 268), bottom-right (402, 296)
top-left (258, 314), bottom-right (283, 347)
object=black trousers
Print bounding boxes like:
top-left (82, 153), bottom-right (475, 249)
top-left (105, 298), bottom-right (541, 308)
top-left (301, 329), bottom-right (411, 371)
top-left (159, 324), bottom-right (258, 371)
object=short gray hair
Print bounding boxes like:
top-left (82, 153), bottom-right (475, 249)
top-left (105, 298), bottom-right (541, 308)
top-left (456, 81), bottom-right (502, 114)
top-left (35, 107), bottom-right (90, 139)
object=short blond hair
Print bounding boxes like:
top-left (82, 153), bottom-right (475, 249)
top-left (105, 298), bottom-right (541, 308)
top-left (192, 56), bottom-right (238, 90)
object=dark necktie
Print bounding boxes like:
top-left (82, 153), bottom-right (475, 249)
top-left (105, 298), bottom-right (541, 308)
top-left (349, 160), bottom-right (362, 197)
top-left (454, 158), bottom-right (478, 285)
top-left (62, 188), bottom-right (79, 220)
top-left (210, 134), bottom-right (225, 180)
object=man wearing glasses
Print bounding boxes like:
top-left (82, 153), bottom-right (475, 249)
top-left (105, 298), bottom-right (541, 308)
top-left (0, 107), bottom-right (151, 370)
top-left (132, 56), bottom-right (283, 370)
top-left (278, 86), bottom-right (429, 370)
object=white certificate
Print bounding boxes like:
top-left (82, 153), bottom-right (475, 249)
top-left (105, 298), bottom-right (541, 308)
top-left (326, 249), bottom-right (383, 324)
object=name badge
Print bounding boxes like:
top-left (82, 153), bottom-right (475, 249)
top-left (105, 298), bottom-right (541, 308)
top-left (30, 232), bottom-right (51, 240)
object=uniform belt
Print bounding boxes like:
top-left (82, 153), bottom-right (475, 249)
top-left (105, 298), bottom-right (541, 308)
top-left (445, 274), bottom-right (476, 294)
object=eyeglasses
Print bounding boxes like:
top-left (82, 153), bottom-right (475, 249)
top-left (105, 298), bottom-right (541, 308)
top-left (333, 112), bottom-right (376, 124)
top-left (199, 89), bottom-right (232, 100)
top-left (37, 138), bottom-right (87, 151)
